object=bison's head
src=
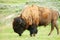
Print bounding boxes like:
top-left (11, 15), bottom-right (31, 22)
top-left (13, 17), bottom-right (26, 36)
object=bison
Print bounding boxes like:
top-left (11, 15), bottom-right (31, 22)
top-left (12, 5), bottom-right (59, 36)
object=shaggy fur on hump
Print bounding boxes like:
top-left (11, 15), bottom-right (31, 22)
top-left (20, 5), bottom-right (40, 28)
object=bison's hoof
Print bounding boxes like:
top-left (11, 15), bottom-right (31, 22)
top-left (33, 34), bottom-right (35, 36)
top-left (30, 34), bottom-right (36, 37)
top-left (48, 33), bottom-right (51, 36)
top-left (30, 34), bottom-right (32, 37)
top-left (57, 32), bottom-right (59, 35)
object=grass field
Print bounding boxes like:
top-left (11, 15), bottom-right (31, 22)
top-left (0, 0), bottom-right (28, 4)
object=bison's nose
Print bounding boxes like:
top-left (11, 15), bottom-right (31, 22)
top-left (19, 34), bottom-right (22, 36)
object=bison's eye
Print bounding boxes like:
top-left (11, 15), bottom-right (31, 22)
top-left (19, 20), bottom-right (26, 27)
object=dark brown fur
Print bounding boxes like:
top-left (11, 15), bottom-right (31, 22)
top-left (12, 5), bottom-right (59, 36)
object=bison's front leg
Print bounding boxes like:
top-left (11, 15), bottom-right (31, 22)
top-left (28, 24), bottom-right (38, 37)
top-left (30, 28), bottom-right (38, 37)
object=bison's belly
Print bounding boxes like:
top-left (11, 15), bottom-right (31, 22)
top-left (39, 19), bottom-right (51, 26)
top-left (39, 12), bottom-right (51, 26)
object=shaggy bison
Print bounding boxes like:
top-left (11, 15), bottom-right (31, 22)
top-left (12, 5), bottom-right (59, 36)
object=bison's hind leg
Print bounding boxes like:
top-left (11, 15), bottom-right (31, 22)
top-left (48, 21), bottom-right (54, 36)
top-left (54, 21), bottom-right (59, 35)
top-left (48, 20), bottom-right (59, 36)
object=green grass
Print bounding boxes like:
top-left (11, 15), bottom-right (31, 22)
top-left (0, 23), bottom-right (60, 40)
top-left (0, 0), bottom-right (28, 4)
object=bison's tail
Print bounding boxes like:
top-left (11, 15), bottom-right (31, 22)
top-left (59, 15), bottom-right (60, 18)
top-left (56, 10), bottom-right (60, 18)
top-left (59, 13), bottom-right (60, 18)
top-left (58, 12), bottom-right (60, 18)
